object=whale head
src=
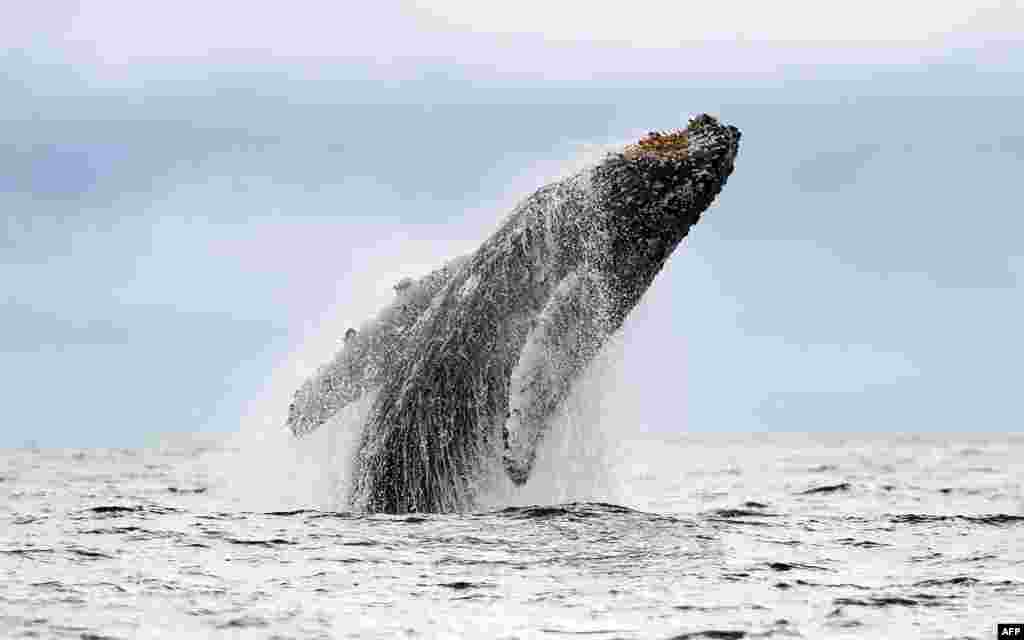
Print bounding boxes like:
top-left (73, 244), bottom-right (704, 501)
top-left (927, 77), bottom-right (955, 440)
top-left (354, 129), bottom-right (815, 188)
top-left (589, 114), bottom-right (741, 327)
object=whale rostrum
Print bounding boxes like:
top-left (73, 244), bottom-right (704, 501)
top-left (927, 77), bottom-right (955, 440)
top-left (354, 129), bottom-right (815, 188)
top-left (286, 114), bottom-right (741, 513)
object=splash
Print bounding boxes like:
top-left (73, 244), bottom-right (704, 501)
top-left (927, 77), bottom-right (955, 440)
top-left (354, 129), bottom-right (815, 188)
top-left (260, 115), bottom-right (740, 513)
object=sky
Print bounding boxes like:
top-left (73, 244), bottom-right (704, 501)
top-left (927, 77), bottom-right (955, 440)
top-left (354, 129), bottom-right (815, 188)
top-left (2, 2), bottom-right (1022, 447)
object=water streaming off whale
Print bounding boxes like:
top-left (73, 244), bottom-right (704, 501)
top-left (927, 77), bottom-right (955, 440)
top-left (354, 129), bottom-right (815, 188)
top-left (286, 115), bottom-right (740, 513)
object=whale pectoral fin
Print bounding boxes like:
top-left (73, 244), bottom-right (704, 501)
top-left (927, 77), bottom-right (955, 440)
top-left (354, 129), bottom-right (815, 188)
top-left (287, 259), bottom-right (469, 439)
top-left (286, 340), bottom-right (373, 438)
top-left (503, 270), bottom-right (607, 485)
top-left (287, 369), bottom-right (358, 438)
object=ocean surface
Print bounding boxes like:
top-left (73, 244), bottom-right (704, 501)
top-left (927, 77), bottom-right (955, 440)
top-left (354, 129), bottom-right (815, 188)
top-left (2, 432), bottom-right (1022, 639)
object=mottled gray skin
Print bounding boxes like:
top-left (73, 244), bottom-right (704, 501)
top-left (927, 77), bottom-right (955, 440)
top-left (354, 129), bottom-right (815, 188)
top-left (286, 114), bottom-right (741, 513)
top-left (286, 260), bottom-right (467, 438)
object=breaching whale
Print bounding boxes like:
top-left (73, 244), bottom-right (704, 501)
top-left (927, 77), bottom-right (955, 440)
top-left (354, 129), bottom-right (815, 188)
top-left (286, 114), bottom-right (741, 513)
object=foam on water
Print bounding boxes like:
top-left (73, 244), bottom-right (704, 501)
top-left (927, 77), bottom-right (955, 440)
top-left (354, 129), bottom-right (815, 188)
top-left (4, 433), bottom-right (1021, 639)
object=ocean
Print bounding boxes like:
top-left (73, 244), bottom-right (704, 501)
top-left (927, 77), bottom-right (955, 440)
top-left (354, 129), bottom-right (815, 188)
top-left (2, 431), bottom-right (1021, 639)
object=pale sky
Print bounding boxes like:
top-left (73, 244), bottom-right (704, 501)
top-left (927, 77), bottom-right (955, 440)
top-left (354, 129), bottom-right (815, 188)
top-left (16, 1), bottom-right (1022, 47)
top-left (7, 1), bottom-right (1023, 70)
top-left (2, 2), bottom-right (1022, 447)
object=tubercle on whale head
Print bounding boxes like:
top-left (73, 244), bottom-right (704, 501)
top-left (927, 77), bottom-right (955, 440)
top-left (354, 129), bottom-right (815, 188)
top-left (592, 114), bottom-right (740, 229)
top-left (622, 129), bottom-right (691, 161)
top-left (591, 114), bottom-right (741, 326)
top-left (617, 114), bottom-right (740, 163)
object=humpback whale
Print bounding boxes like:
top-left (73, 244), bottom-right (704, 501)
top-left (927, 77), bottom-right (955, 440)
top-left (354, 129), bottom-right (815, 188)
top-left (286, 114), bottom-right (741, 513)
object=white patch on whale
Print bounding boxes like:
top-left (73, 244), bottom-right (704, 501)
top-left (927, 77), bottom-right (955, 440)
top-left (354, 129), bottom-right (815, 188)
top-left (458, 273), bottom-right (481, 298)
top-left (503, 267), bottom-right (610, 483)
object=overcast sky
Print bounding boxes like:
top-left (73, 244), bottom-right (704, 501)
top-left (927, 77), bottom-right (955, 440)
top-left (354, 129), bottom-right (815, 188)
top-left (2, 2), bottom-right (1022, 447)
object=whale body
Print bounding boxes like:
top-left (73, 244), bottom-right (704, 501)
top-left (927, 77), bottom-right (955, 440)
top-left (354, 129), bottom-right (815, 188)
top-left (286, 114), bottom-right (741, 513)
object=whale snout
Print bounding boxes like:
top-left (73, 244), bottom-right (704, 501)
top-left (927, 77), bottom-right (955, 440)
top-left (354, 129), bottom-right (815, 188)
top-left (588, 114), bottom-right (741, 326)
top-left (615, 114), bottom-right (740, 188)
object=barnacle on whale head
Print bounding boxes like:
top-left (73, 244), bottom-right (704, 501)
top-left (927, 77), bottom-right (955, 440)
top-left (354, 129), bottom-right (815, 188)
top-left (623, 129), bottom-right (690, 160)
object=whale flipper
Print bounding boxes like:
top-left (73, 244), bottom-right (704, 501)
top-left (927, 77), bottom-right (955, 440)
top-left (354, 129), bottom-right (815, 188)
top-left (502, 268), bottom-right (608, 484)
top-left (285, 257), bottom-right (469, 438)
